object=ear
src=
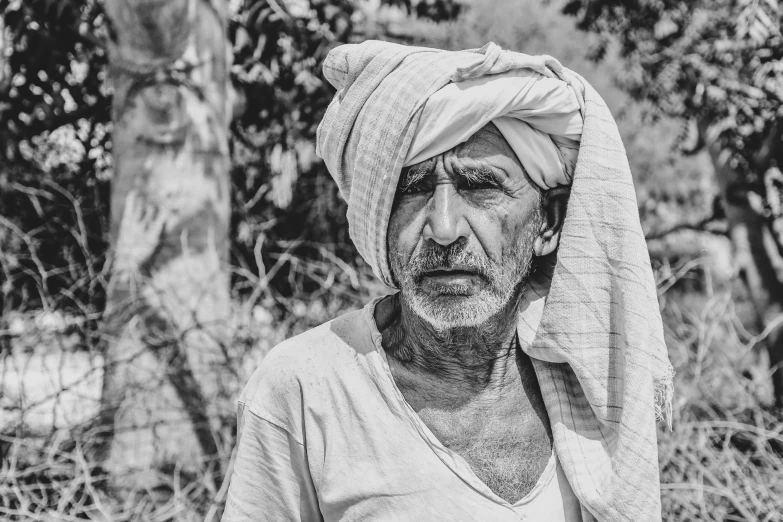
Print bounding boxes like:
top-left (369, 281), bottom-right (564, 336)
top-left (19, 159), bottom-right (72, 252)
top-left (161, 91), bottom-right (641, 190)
top-left (533, 189), bottom-right (569, 257)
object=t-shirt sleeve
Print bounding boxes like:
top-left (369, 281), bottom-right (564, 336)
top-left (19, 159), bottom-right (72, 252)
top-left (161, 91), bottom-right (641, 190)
top-left (222, 401), bottom-right (323, 522)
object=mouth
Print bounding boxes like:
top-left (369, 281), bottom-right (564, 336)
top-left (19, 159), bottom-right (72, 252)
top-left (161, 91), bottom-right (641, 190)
top-left (416, 268), bottom-right (484, 294)
top-left (422, 268), bottom-right (479, 278)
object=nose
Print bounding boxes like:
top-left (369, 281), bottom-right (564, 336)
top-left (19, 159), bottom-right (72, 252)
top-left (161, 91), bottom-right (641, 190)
top-left (422, 181), bottom-right (470, 246)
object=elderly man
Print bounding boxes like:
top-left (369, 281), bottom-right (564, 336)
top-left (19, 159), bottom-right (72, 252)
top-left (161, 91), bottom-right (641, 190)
top-left (223, 41), bottom-right (673, 522)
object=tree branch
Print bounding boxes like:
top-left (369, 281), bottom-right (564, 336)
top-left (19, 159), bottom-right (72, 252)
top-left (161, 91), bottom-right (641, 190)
top-left (645, 215), bottom-right (728, 241)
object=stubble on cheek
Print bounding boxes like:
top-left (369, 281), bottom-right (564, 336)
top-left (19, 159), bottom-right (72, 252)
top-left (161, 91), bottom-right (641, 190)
top-left (389, 235), bottom-right (537, 329)
top-left (386, 189), bottom-right (543, 328)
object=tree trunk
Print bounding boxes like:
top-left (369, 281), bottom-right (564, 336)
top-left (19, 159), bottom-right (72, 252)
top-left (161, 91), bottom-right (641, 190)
top-left (701, 121), bottom-right (783, 405)
top-left (98, 0), bottom-right (236, 490)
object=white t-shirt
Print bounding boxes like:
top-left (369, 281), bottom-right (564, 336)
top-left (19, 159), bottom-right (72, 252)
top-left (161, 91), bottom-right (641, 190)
top-left (223, 299), bottom-right (583, 521)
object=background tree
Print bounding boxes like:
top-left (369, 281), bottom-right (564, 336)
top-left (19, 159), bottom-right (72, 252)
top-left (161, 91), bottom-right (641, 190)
top-left (0, 0), bottom-right (461, 310)
top-left (560, 0), bottom-right (783, 404)
top-left (96, 0), bottom-right (238, 491)
top-left (0, 0), bottom-right (462, 512)
top-left (5, 0), bottom-right (781, 520)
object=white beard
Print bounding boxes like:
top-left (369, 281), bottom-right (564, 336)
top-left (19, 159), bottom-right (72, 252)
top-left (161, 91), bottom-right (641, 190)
top-left (391, 211), bottom-right (541, 331)
top-left (401, 285), bottom-right (518, 330)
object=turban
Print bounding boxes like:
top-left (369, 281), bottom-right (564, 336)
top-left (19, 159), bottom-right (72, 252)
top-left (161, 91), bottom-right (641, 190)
top-left (405, 45), bottom-right (582, 189)
top-left (317, 41), bottom-right (673, 522)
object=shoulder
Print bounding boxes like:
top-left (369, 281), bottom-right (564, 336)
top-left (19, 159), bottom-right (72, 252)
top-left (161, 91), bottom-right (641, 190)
top-left (238, 305), bottom-right (378, 428)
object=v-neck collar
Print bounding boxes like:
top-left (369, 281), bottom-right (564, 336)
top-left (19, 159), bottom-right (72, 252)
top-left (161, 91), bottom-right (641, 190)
top-left (363, 296), bottom-right (557, 512)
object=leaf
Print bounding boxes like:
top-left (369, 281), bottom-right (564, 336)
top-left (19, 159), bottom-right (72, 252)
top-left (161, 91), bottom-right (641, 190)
top-left (706, 85), bottom-right (728, 103)
top-left (651, 59), bottom-right (682, 102)
top-left (252, 33), bottom-right (268, 60)
top-left (234, 26), bottom-right (251, 50)
top-left (764, 166), bottom-right (783, 219)
top-left (763, 0), bottom-right (779, 13)
top-left (243, 1), bottom-right (267, 26)
top-left (749, 22), bottom-right (769, 44)
top-left (677, 118), bottom-right (702, 154)
top-left (294, 69), bottom-right (322, 93)
top-left (654, 17), bottom-right (679, 40)
top-left (755, 6), bottom-right (777, 30)
top-left (268, 144), bottom-right (297, 209)
top-left (737, 0), bottom-right (780, 43)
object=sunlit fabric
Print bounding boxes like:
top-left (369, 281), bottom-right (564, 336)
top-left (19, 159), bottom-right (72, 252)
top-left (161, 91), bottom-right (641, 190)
top-left (223, 302), bottom-right (583, 521)
top-left (317, 40), bottom-right (674, 522)
top-left (406, 58), bottom-right (583, 189)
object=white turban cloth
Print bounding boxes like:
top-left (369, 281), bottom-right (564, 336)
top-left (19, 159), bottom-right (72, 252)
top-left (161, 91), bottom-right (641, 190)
top-left (406, 50), bottom-right (582, 189)
top-left (317, 41), bottom-right (674, 522)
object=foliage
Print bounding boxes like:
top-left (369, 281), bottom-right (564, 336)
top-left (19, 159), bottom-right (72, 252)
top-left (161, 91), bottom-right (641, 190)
top-left (560, 0), bottom-right (783, 228)
top-left (0, 0), bottom-right (110, 162)
top-left (2, 0), bottom-right (781, 519)
top-left (0, 0), bottom-right (110, 316)
top-left (3, 261), bottom-right (783, 520)
top-left (658, 276), bottom-right (783, 521)
top-left (0, 0), bottom-right (461, 316)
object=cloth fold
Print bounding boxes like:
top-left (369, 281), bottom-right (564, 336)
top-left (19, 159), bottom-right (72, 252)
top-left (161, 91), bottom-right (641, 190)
top-left (316, 40), bottom-right (673, 522)
top-left (405, 64), bottom-right (583, 188)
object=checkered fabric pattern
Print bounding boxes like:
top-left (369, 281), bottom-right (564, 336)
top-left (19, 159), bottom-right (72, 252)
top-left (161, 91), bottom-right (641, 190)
top-left (316, 40), bottom-right (674, 522)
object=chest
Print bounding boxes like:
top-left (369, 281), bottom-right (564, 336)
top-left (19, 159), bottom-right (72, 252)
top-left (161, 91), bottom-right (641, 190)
top-left (392, 367), bottom-right (554, 504)
top-left (416, 399), bottom-right (552, 504)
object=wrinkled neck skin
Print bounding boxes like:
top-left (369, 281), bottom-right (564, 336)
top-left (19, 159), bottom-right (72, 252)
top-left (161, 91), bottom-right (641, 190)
top-left (376, 288), bottom-right (526, 396)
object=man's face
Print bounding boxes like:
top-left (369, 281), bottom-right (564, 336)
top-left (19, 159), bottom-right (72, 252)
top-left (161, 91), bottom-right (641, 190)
top-left (388, 123), bottom-right (543, 329)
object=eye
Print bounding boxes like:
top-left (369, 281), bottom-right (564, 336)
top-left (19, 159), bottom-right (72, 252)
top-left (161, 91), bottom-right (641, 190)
top-left (460, 178), bottom-right (499, 191)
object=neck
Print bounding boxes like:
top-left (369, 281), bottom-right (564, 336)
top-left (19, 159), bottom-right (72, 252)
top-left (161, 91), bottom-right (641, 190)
top-left (377, 292), bottom-right (523, 392)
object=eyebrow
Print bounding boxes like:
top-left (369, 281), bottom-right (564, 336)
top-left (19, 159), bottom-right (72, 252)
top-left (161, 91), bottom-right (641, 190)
top-left (398, 164), bottom-right (432, 192)
top-left (397, 163), bottom-right (506, 192)
top-left (454, 166), bottom-right (503, 186)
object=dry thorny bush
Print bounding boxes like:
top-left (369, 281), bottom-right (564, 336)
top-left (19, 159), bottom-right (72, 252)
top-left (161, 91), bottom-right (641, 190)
top-left (0, 213), bottom-right (381, 520)
top-left (2, 233), bottom-right (783, 520)
top-left (657, 262), bottom-right (783, 521)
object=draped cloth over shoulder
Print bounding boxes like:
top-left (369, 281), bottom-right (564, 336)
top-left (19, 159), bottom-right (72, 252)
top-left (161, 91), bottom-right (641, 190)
top-left (316, 40), bottom-right (674, 522)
